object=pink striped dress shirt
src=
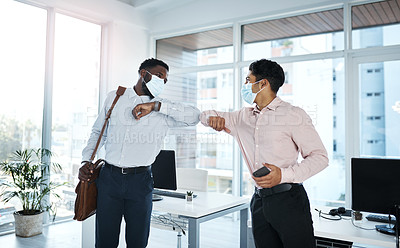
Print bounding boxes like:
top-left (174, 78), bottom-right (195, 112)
top-left (200, 97), bottom-right (329, 185)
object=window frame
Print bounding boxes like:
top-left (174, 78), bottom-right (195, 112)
top-left (151, 1), bottom-right (400, 207)
top-left (1, 2), bottom-right (107, 226)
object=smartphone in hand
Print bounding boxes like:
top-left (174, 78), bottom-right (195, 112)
top-left (252, 166), bottom-right (271, 177)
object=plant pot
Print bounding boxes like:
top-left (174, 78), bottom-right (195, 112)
top-left (186, 195), bottom-right (193, 202)
top-left (13, 210), bottom-right (44, 237)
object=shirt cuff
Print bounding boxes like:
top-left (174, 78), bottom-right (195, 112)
top-left (159, 100), bottom-right (168, 115)
top-left (280, 167), bottom-right (295, 183)
top-left (200, 110), bottom-right (218, 126)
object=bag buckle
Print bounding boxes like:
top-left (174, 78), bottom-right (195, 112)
top-left (121, 168), bottom-right (128, 174)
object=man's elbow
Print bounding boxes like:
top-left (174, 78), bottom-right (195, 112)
top-left (194, 108), bottom-right (201, 124)
top-left (321, 151), bottom-right (329, 169)
top-left (186, 108), bottom-right (201, 126)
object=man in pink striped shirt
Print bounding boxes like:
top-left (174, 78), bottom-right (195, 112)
top-left (200, 59), bottom-right (328, 248)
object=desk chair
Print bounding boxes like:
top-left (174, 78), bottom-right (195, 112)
top-left (153, 168), bottom-right (208, 248)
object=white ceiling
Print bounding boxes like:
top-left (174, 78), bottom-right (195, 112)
top-left (116, 0), bottom-right (196, 14)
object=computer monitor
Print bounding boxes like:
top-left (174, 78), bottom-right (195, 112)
top-left (151, 150), bottom-right (177, 191)
top-left (351, 157), bottom-right (400, 235)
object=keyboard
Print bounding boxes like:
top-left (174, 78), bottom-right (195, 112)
top-left (366, 214), bottom-right (397, 224)
top-left (152, 194), bottom-right (163, 201)
top-left (153, 189), bottom-right (197, 199)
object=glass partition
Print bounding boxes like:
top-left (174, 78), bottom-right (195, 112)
top-left (51, 13), bottom-right (101, 219)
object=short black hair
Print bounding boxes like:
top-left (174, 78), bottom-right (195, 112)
top-left (138, 58), bottom-right (169, 73)
top-left (249, 59), bottom-right (285, 93)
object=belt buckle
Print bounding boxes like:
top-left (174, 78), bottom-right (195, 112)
top-left (121, 168), bottom-right (128, 174)
top-left (256, 188), bottom-right (262, 197)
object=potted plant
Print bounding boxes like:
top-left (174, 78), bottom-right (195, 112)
top-left (186, 191), bottom-right (193, 202)
top-left (0, 148), bottom-right (64, 237)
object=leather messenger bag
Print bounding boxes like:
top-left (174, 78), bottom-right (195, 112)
top-left (73, 86), bottom-right (126, 221)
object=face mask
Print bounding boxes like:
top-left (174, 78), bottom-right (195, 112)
top-left (141, 80), bottom-right (153, 98)
top-left (144, 70), bottom-right (165, 97)
top-left (241, 80), bottom-right (265, 105)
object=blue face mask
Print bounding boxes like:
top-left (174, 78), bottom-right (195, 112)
top-left (145, 70), bottom-right (165, 97)
top-left (241, 80), bottom-right (265, 104)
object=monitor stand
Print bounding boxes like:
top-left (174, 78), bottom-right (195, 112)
top-left (152, 194), bottom-right (163, 201)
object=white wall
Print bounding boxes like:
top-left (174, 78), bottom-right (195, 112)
top-left (106, 20), bottom-right (150, 92)
top-left (30, 0), bottom-right (150, 94)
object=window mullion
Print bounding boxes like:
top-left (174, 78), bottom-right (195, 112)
top-left (232, 22), bottom-right (242, 198)
top-left (41, 7), bottom-right (55, 224)
top-left (42, 7), bottom-right (55, 152)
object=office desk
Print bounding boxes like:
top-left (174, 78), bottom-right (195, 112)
top-left (81, 192), bottom-right (249, 248)
top-left (246, 207), bottom-right (397, 248)
top-left (312, 207), bottom-right (397, 248)
top-left (153, 191), bottom-right (249, 248)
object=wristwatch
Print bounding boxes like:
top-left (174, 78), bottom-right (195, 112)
top-left (154, 101), bottom-right (160, 111)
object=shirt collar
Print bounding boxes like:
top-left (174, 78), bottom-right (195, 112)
top-left (128, 87), bottom-right (151, 101)
top-left (252, 96), bottom-right (282, 114)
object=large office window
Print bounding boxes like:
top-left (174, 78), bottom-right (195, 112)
top-left (156, 27), bottom-right (233, 67)
top-left (0, 1), bottom-right (46, 161)
top-left (280, 59), bottom-right (345, 205)
top-left (51, 14), bottom-right (101, 218)
top-left (0, 0), bottom-right (47, 232)
top-left (352, 0), bottom-right (400, 49)
top-left (0, 1), bottom-right (102, 232)
top-left (241, 10), bottom-right (345, 205)
top-left (359, 60), bottom-right (400, 157)
top-left (240, 58), bottom-right (346, 204)
top-left (157, 29), bottom-right (235, 194)
top-left (243, 8), bottom-right (344, 61)
top-left (197, 69), bottom-right (234, 193)
top-left (155, 1), bottom-right (400, 207)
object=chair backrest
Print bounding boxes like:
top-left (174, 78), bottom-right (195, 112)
top-left (176, 168), bottom-right (208, 192)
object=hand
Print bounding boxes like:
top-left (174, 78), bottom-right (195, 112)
top-left (208, 116), bottom-right (231, 133)
top-left (252, 163), bottom-right (282, 188)
top-left (78, 162), bottom-right (94, 182)
top-left (132, 102), bottom-right (156, 120)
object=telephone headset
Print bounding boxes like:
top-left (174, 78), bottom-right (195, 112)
top-left (315, 207), bottom-right (347, 221)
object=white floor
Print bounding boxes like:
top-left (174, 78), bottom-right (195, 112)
top-left (0, 216), bottom-right (241, 248)
top-left (0, 220), bottom-right (80, 248)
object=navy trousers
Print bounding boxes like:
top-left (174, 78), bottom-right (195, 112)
top-left (95, 164), bottom-right (153, 248)
top-left (250, 184), bottom-right (316, 248)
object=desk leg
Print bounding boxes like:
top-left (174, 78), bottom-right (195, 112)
top-left (188, 218), bottom-right (200, 248)
top-left (240, 208), bottom-right (248, 248)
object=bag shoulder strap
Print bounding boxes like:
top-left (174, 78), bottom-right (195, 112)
top-left (90, 86), bottom-right (126, 161)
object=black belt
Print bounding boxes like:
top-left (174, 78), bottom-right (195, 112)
top-left (255, 183), bottom-right (301, 197)
top-left (105, 162), bottom-right (150, 174)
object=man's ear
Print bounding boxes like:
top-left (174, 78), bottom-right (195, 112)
top-left (140, 69), bottom-right (150, 82)
top-left (261, 79), bottom-right (269, 88)
top-left (139, 69), bottom-right (147, 78)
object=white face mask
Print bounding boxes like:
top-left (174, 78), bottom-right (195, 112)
top-left (144, 70), bottom-right (165, 97)
top-left (241, 80), bottom-right (265, 104)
